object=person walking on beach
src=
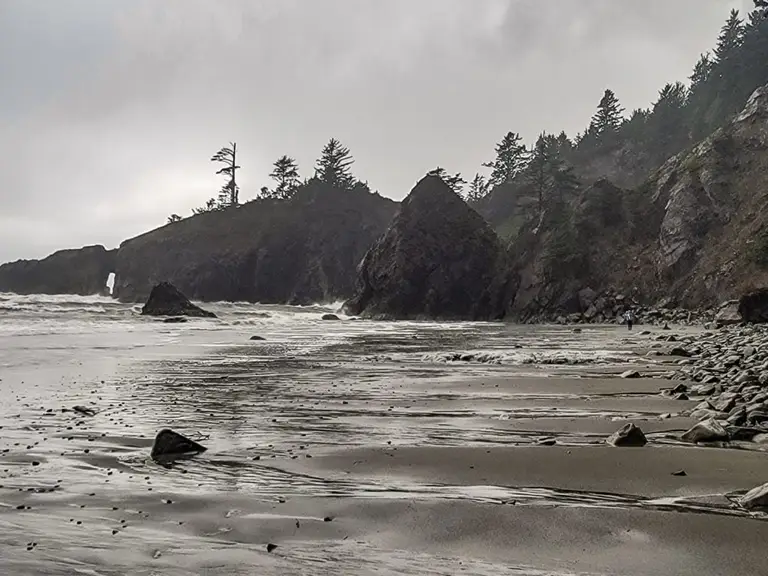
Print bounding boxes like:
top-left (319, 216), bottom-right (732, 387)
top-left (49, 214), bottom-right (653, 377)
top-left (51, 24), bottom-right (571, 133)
top-left (623, 309), bottom-right (634, 331)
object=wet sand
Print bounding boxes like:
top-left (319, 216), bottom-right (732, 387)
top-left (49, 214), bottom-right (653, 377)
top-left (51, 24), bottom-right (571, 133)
top-left (1, 312), bottom-right (766, 575)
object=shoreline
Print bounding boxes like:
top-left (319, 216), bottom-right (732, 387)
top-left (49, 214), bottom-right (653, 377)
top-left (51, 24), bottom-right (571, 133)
top-left (1, 309), bottom-right (766, 575)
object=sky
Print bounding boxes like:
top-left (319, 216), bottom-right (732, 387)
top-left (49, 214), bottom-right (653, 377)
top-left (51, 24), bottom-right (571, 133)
top-left (0, 0), bottom-right (753, 262)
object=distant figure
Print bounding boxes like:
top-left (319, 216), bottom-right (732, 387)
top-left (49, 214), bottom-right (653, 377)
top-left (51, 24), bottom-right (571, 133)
top-left (623, 310), bottom-right (634, 331)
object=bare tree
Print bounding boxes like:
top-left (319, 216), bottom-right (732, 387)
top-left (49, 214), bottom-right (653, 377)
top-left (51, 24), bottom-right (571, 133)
top-left (211, 142), bottom-right (240, 206)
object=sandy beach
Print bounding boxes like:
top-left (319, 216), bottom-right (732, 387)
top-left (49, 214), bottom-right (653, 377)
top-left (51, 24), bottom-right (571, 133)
top-left (1, 294), bottom-right (766, 575)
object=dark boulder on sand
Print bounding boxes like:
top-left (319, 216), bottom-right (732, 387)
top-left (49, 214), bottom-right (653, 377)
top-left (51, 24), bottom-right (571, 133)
top-left (141, 282), bottom-right (216, 318)
top-left (151, 429), bottom-right (207, 461)
top-left (606, 423), bottom-right (647, 447)
top-left (321, 313), bottom-right (341, 321)
top-left (344, 175), bottom-right (513, 320)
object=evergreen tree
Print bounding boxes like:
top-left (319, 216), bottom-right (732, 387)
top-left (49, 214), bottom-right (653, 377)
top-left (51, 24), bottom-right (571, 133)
top-left (483, 131), bottom-right (529, 187)
top-left (268, 155), bottom-right (301, 199)
top-left (427, 167), bottom-right (466, 195)
top-left (647, 82), bottom-right (689, 160)
top-left (589, 89), bottom-right (624, 143)
top-left (714, 9), bottom-right (745, 64)
top-left (211, 142), bottom-right (240, 206)
top-left (315, 138), bottom-right (355, 190)
top-left (527, 135), bottom-right (552, 218)
top-left (466, 173), bottom-right (490, 204)
top-left (690, 53), bottom-right (714, 87)
top-left (167, 214), bottom-right (182, 224)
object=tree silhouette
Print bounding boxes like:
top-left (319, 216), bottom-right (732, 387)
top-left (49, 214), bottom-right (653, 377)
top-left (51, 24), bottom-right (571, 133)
top-left (427, 167), bottom-right (466, 195)
top-left (315, 138), bottom-right (355, 190)
top-left (211, 142), bottom-right (240, 206)
top-left (268, 155), bottom-right (301, 199)
top-left (167, 214), bottom-right (182, 224)
top-left (590, 89), bottom-right (624, 144)
top-left (483, 132), bottom-right (529, 187)
top-left (466, 173), bottom-right (490, 203)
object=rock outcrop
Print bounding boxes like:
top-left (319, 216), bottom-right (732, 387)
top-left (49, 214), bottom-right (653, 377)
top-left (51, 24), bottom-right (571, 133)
top-left (141, 282), bottom-right (216, 318)
top-left (478, 83), bottom-right (768, 318)
top-left (344, 175), bottom-right (513, 320)
top-left (114, 181), bottom-right (397, 304)
top-left (0, 245), bottom-right (116, 296)
top-left (738, 289), bottom-right (768, 323)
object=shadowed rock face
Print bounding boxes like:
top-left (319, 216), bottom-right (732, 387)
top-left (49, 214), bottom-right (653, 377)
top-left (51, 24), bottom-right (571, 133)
top-left (344, 175), bottom-right (513, 320)
top-left (114, 182), bottom-right (397, 304)
top-left (0, 245), bottom-right (116, 296)
top-left (141, 282), bottom-right (216, 318)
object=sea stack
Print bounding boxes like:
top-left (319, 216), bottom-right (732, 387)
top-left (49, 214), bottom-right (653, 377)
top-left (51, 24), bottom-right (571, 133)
top-left (141, 282), bottom-right (216, 318)
top-left (344, 175), bottom-right (513, 320)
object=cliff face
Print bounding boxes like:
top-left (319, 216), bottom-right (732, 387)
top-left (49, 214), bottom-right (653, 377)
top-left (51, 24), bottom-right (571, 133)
top-left (344, 176), bottom-right (513, 320)
top-left (0, 245), bottom-right (116, 296)
top-left (113, 182), bottom-right (397, 304)
top-left (502, 84), bottom-right (768, 319)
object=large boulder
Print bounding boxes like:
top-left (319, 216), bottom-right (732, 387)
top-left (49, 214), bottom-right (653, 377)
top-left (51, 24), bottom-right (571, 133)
top-left (344, 175), bottom-right (513, 320)
top-left (141, 282), bottom-right (216, 318)
top-left (738, 289), bottom-right (768, 323)
top-left (151, 429), bottom-right (207, 462)
top-left (715, 300), bottom-right (741, 327)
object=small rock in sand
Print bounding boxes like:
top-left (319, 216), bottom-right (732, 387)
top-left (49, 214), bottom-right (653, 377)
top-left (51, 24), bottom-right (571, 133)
top-left (738, 482), bottom-right (768, 510)
top-left (620, 370), bottom-right (641, 379)
top-left (671, 470), bottom-right (687, 477)
top-left (249, 335), bottom-right (266, 341)
top-left (607, 423), bottom-right (647, 447)
top-left (267, 543), bottom-right (278, 553)
top-left (681, 418), bottom-right (728, 443)
top-left (321, 314), bottom-right (341, 321)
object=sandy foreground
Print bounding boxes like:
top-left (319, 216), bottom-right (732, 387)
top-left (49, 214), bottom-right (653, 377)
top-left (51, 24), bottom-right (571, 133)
top-left (2, 330), bottom-right (768, 575)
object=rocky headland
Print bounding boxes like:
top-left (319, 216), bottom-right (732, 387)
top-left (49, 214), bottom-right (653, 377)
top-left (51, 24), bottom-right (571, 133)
top-left (113, 181), bottom-right (397, 304)
top-left (0, 245), bottom-right (115, 296)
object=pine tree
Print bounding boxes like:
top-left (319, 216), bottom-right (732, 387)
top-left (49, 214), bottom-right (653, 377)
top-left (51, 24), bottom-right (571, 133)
top-left (590, 89), bottom-right (624, 143)
top-left (210, 142), bottom-right (240, 206)
top-left (465, 173), bottom-right (490, 204)
top-left (527, 135), bottom-right (552, 218)
top-left (268, 155), bottom-right (300, 199)
top-left (315, 138), bottom-right (355, 190)
top-left (649, 82), bottom-right (689, 162)
top-left (690, 53), bottom-right (714, 88)
top-left (167, 214), bottom-right (182, 224)
top-left (427, 167), bottom-right (467, 195)
top-left (715, 9), bottom-right (745, 64)
top-left (483, 132), bottom-right (529, 187)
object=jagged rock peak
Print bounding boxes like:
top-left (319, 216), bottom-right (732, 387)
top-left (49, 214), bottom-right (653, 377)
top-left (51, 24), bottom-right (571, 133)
top-left (344, 175), bottom-right (514, 320)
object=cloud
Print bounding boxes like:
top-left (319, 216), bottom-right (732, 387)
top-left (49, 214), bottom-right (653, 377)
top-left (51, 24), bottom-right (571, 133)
top-left (0, 0), bottom-right (746, 261)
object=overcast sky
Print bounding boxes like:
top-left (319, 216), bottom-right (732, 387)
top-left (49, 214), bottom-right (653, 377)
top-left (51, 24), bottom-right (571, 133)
top-left (0, 0), bottom-right (752, 262)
